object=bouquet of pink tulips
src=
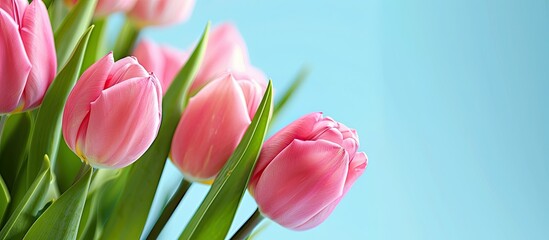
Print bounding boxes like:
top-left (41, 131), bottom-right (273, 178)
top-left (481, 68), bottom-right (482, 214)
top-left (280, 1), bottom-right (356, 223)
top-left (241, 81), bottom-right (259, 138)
top-left (0, 0), bottom-right (368, 239)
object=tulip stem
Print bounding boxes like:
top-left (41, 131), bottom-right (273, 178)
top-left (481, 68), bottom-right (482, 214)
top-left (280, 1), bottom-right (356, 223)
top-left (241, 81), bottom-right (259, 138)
top-left (113, 19), bottom-right (140, 60)
top-left (146, 179), bottom-right (193, 240)
top-left (230, 208), bottom-right (265, 240)
top-left (0, 114), bottom-right (7, 148)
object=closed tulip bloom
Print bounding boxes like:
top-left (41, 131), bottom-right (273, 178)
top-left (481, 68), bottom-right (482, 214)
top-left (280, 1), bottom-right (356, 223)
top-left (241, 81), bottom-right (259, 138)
top-left (128, 0), bottom-right (195, 27)
top-left (62, 53), bottom-right (162, 169)
top-left (248, 112), bottom-right (368, 230)
top-left (189, 23), bottom-right (267, 95)
top-left (0, 0), bottom-right (56, 113)
top-left (65, 0), bottom-right (137, 17)
top-left (133, 39), bottom-right (188, 94)
top-left (171, 73), bottom-right (265, 182)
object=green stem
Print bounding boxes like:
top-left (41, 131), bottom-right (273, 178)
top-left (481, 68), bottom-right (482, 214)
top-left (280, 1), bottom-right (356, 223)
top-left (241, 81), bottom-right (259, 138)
top-left (230, 208), bottom-right (265, 240)
top-left (0, 114), bottom-right (7, 148)
top-left (113, 19), bottom-right (140, 60)
top-left (146, 179), bottom-right (193, 240)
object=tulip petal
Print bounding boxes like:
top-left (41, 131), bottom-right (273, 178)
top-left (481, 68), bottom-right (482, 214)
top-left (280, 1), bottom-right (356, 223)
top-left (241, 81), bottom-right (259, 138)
top-left (346, 152), bottom-right (368, 194)
top-left (236, 79), bottom-right (263, 119)
top-left (316, 127), bottom-right (344, 146)
top-left (159, 45), bottom-right (187, 92)
top-left (171, 75), bottom-right (251, 180)
top-left (95, 0), bottom-right (137, 17)
top-left (105, 56), bottom-right (148, 88)
top-left (0, 8), bottom-right (31, 113)
top-left (129, 0), bottom-right (195, 26)
top-left (63, 53), bottom-right (113, 150)
top-left (250, 112), bottom-right (323, 188)
top-left (133, 40), bottom-right (162, 81)
top-left (245, 65), bottom-right (268, 88)
top-left (0, 0), bottom-right (28, 22)
top-left (292, 152), bottom-right (368, 230)
top-left (20, 0), bottom-right (57, 109)
top-left (253, 139), bottom-right (349, 229)
top-left (190, 23), bottom-right (250, 93)
top-left (133, 39), bottom-right (187, 94)
top-left (84, 76), bottom-right (162, 168)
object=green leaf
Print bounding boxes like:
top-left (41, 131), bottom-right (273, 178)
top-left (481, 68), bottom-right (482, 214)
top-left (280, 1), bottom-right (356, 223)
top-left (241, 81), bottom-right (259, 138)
top-left (26, 26), bottom-right (94, 189)
top-left (81, 18), bottom-right (108, 74)
top-left (54, 0), bottom-right (97, 67)
top-left (0, 175), bottom-right (9, 223)
top-left (179, 81), bottom-right (274, 240)
top-left (43, 0), bottom-right (54, 8)
top-left (272, 66), bottom-right (310, 122)
top-left (23, 165), bottom-right (92, 240)
top-left (94, 169), bottom-right (130, 239)
top-left (0, 156), bottom-right (53, 240)
top-left (48, 0), bottom-right (69, 32)
top-left (0, 113), bottom-right (32, 192)
top-left (76, 169), bottom-right (120, 239)
top-left (100, 22), bottom-right (211, 240)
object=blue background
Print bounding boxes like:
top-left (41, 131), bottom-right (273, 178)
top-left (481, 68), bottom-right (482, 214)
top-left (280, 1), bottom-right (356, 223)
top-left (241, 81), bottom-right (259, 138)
top-left (132, 0), bottom-right (549, 239)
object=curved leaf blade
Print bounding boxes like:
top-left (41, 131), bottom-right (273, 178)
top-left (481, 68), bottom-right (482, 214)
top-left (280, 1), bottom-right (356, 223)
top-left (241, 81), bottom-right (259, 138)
top-left (54, 0), bottom-right (97, 67)
top-left (23, 165), bottom-right (92, 240)
top-left (99, 22), bottom-right (211, 240)
top-left (0, 156), bottom-right (53, 240)
top-left (0, 176), bottom-right (9, 223)
top-left (180, 81), bottom-right (273, 240)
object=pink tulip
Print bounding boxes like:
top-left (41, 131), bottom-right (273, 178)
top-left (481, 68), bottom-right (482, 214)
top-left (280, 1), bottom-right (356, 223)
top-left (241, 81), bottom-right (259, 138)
top-left (62, 53), bottom-right (162, 169)
top-left (248, 112), bottom-right (368, 230)
top-left (133, 39), bottom-right (188, 94)
top-left (0, 0), bottom-right (56, 113)
top-left (188, 23), bottom-right (267, 95)
top-left (171, 73), bottom-right (265, 182)
top-left (128, 0), bottom-right (195, 27)
top-left (65, 0), bottom-right (137, 17)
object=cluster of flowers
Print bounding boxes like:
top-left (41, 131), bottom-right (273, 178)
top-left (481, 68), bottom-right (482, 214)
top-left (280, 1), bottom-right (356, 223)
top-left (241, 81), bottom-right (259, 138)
top-left (0, 0), bottom-right (367, 238)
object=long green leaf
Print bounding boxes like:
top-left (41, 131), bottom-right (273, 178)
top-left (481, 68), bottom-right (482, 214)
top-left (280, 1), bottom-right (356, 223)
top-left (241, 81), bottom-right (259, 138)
top-left (26, 26), bottom-right (94, 188)
top-left (180, 81), bottom-right (274, 240)
top-left (23, 165), bottom-right (92, 240)
top-left (0, 156), bottom-right (53, 240)
top-left (81, 18), bottom-right (108, 74)
top-left (99, 22), bottom-right (211, 240)
top-left (54, 0), bottom-right (97, 67)
top-left (76, 169), bottom-right (120, 239)
top-left (0, 176), bottom-right (9, 223)
top-left (94, 169), bottom-right (130, 239)
top-left (0, 113), bottom-right (32, 192)
top-left (272, 66), bottom-right (310, 121)
top-left (47, 0), bottom-right (69, 32)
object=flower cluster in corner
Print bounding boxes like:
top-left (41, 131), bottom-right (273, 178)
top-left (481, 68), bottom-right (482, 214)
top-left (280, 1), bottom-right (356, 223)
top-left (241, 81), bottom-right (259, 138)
top-left (0, 0), bottom-right (368, 239)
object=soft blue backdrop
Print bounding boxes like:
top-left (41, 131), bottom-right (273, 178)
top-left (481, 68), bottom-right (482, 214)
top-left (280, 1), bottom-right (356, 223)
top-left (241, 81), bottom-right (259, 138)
top-left (130, 0), bottom-right (549, 239)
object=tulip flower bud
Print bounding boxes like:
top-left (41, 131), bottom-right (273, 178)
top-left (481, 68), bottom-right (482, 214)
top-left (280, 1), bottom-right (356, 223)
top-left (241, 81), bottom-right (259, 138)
top-left (133, 39), bottom-right (188, 94)
top-left (0, 0), bottom-right (56, 113)
top-left (248, 112), bottom-right (368, 230)
top-left (128, 0), bottom-right (195, 27)
top-left (188, 23), bottom-right (267, 95)
top-left (65, 0), bottom-right (137, 17)
top-left (62, 53), bottom-right (162, 169)
top-left (170, 73), bottom-right (265, 182)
